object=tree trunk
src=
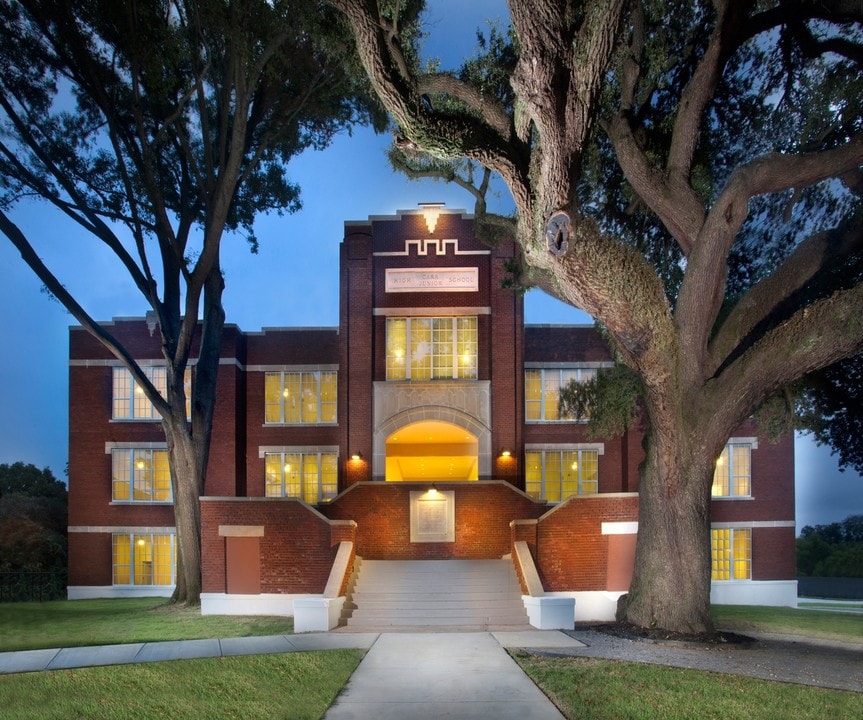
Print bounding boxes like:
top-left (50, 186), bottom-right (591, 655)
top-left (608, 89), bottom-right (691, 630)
top-left (165, 422), bottom-right (203, 605)
top-left (619, 429), bottom-right (715, 634)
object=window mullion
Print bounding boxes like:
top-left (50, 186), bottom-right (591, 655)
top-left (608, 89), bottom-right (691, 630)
top-left (451, 321), bottom-right (457, 379)
top-left (315, 453), bottom-right (324, 504)
top-left (406, 319), bottom-right (412, 381)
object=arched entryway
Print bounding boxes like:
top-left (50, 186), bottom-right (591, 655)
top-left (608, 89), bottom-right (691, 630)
top-left (385, 420), bottom-right (479, 481)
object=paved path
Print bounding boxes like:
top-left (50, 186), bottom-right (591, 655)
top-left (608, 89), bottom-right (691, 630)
top-left (0, 633), bottom-right (381, 674)
top-left (323, 632), bottom-right (584, 720)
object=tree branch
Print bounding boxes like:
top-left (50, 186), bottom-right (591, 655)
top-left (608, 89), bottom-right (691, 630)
top-left (418, 73), bottom-right (511, 139)
top-left (708, 217), bottom-right (863, 376)
top-left (706, 281), bottom-right (863, 439)
top-left (0, 210), bottom-right (170, 418)
top-left (676, 134), bottom-right (863, 385)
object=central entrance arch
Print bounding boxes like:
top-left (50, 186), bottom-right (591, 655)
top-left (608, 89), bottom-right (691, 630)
top-left (385, 420), bottom-right (478, 481)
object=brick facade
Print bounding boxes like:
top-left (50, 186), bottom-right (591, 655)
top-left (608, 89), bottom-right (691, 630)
top-left (66, 207), bottom-right (797, 605)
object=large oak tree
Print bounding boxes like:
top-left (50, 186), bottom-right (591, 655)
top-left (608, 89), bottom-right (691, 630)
top-left (0, 0), bottom-right (382, 603)
top-left (332, 0), bottom-right (863, 632)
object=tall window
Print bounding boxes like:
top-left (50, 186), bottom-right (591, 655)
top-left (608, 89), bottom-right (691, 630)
top-left (386, 317), bottom-right (477, 381)
top-left (264, 451), bottom-right (338, 504)
top-left (711, 528), bottom-right (751, 581)
top-left (112, 366), bottom-right (191, 420)
top-left (112, 449), bottom-right (172, 502)
top-left (112, 533), bottom-right (174, 586)
top-left (525, 449), bottom-right (599, 502)
top-left (265, 371), bottom-right (337, 424)
top-left (712, 442), bottom-right (753, 497)
top-left (525, 368), bottom-right (597, 421)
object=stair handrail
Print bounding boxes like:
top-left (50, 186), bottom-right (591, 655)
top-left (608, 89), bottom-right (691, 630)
top-left (323, 541), bottom-right (354, 599)
top-left (513, 540), bottom-right (545, 597)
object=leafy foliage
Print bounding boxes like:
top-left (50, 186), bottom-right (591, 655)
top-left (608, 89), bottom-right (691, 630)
top-left (0, 463), bottom-right (66, 573)
top-left (797, 515), bottom-right (863, 577)
top-left (558, 363), bottom-right (643, 440)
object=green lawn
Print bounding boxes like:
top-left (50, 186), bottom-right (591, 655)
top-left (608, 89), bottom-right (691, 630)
top-left (712, 604), bottom-right (863, 642)
top-left (1, 599), bottom-right (861, 719)
top-left (0, 651), bottom-right (362, 720)
top-left (0, 598), bottom-right (294, 652)
top-left (513, 654), bottom-right (862, 720)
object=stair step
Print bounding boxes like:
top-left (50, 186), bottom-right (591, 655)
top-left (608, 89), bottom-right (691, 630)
top-left (343, 559), bottom-right (529, 628)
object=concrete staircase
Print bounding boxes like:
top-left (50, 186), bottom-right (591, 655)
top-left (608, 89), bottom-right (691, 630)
top-left (342, 559), bottom-right (529, 629)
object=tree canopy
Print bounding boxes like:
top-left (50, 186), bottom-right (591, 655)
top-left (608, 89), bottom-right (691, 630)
top-left (0, 463), bottom-right (67, 595)
top-left (797, 515), bottom-right (863, 578)
top-left (0, 0), bottom-right (384, 602)
top-left (332, 0), bottom-right (863, 633)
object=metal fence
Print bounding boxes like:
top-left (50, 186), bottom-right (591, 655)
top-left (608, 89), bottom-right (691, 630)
top-left (797, 576), bottom-right (863, 600)
top-left (0, 571), bottom-right (67, 602)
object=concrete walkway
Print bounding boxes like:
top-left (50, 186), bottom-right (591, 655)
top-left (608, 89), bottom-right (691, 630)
top-left (0, 629), bottom-right (585, 719)
top-left (324, 632), bottom-right (584, 719)
top-left (0, 632), bottom-right (381, 674)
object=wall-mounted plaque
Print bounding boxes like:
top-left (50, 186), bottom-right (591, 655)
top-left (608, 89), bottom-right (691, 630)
top-left (386, 267), bottom-right (478, 293)
top-left (410, 490), bottom-right (455, 543)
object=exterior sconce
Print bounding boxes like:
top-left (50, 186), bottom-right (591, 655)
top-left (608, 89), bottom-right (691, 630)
top-left (418, 202), bottom-right (444, 234)
top-left (500, 449), bottom-right (512, 458)
top-left (350, 452), bottom-right (362, 461)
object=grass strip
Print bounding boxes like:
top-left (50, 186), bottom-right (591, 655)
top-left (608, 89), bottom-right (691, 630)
top-left (712, 604), bottom-right (863, 642)
top-left (513, 653), bottom-right (862, 720)
top-left (0, 599), bottom-right (294, 652)
top-left (0, 650), bottom-right (362, 720)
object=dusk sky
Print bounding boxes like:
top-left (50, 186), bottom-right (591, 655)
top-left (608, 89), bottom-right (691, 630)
top-left (0, 0), bottom-right (860, 531)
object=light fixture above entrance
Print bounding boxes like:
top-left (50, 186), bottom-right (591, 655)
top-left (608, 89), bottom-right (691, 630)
top-left (418, 202), bottom-right (445, 234)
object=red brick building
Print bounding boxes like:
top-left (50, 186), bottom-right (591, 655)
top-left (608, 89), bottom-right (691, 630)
top-left (67, 206), bottom-right (798, 622)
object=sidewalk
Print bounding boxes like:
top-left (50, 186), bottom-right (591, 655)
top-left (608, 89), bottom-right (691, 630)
top-left (0, 632), bottom-right (381, 674)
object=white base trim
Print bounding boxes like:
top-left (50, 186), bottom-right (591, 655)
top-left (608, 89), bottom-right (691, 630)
top-left (67, 586), bottom-right (174, 600)
top-left (522, 595), bottom-right (575, 630)
top-left (710, 580), bottom-right (798, 607)
top-left (200, 593), bottom-right (311, 616)
top-left (546, 591), bottom-right (626, 622)
top-left (294, 596), bottom-right (347, 633)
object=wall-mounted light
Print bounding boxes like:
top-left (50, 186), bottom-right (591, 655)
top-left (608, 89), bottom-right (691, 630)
top-left (418, 202), bottom-right (444, 234)
top-left (350, 452), bottom-right (362, 461)
top-left (500, 449), bottom-right (512, 458)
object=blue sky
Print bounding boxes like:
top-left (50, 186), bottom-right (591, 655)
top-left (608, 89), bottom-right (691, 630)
top-left (0, 0), bottom-right (860, 531)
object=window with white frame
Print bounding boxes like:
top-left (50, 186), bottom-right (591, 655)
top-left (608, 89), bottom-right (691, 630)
top-left (264, 451), bottom-right (338, 504)
top-left (525, 367), bottom-right (597, 421)
top-left (112, 366), bottom-right (191, 420)
top-left (264, 371), bottom-right (337, 424)
top-left (112, 448), bottom-right (172, 502)
top-left (386, 317), bottom-right (478, 381)
top-left (525, 448), bottom-right (599, 502)
top-left (712, 441), bottom-right (755, 497)
top-left (711, 527), bottom-right (751, 581)
top-left (112, 533), bottom-right (175, 586)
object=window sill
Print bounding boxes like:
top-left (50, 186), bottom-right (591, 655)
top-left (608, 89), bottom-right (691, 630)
top-left (262, 422), bottom-right (339, 428)
top-left (110, 418), bottom-right (163, 423)
top-left (525, 419), bottom-right (588, 424)
top-left (710, 496), bottom-right (754, 501)
top-left (110, 501), bottom-right (174, 506)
